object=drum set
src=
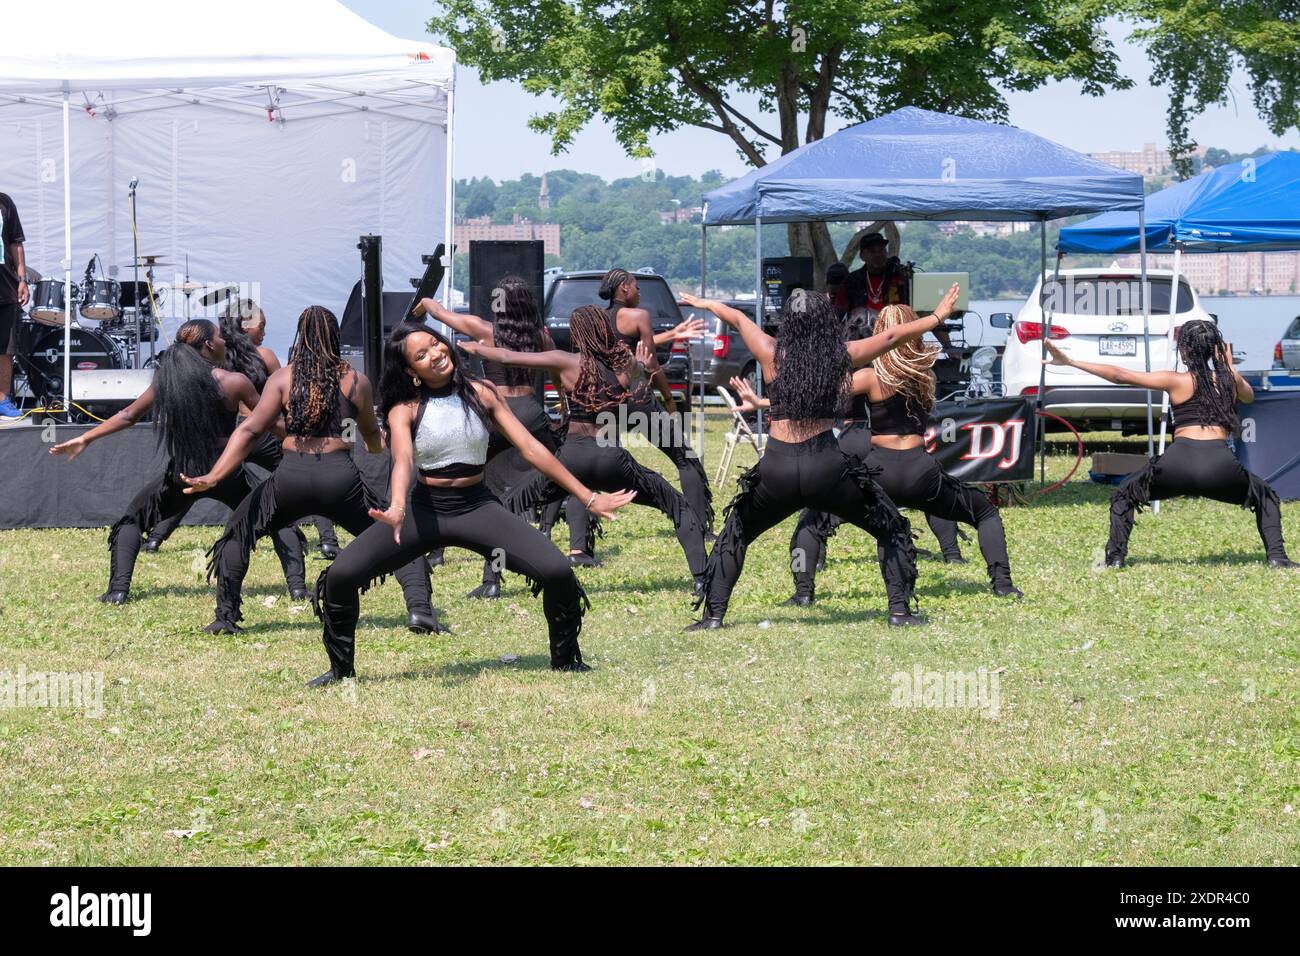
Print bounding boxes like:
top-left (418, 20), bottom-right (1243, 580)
top-left (14, 255), bottom-right (173, 409)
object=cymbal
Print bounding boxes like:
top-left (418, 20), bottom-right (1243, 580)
top-left (127, 256), bottom-right (171, 266)
top-left (200, 284), bottom-right (239, 306)
top-left (178, 280), bottom-right (205, 294)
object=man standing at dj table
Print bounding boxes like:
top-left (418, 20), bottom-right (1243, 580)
top-left (0, 191), bottom-right (28, 421)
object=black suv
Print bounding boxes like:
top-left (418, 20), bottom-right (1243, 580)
top-left (541, 270), bottom-right (692, 412)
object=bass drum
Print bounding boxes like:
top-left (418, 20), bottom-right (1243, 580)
top-left (24, 325), bottom-right (123, 401)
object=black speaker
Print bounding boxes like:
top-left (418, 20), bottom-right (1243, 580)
top-left (338, 285), bottom-right (414, 349)
top-left (469, 240), bottom-right (544, 324)
top-left (761, 256), bottom-right (814, 318)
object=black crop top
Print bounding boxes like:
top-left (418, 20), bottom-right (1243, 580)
top-left (481, 329), bottom-right (554, 391)
top-left (869, 391), bottom-right (927, 436)
top-left (1169, 388), bottom-right (1227, 430)
top-left (567, 359), bottom-right (624, 424)
top-left (291, 372), bottom-right (359, 439)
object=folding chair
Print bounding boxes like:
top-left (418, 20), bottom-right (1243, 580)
top-left (714, 386), bottom-right (766, 487)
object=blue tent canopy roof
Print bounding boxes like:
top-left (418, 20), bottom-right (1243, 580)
top-left (1058, 152), bottom-right (1300, 254)
top-left (702, 107), bottom-right (1144, 226)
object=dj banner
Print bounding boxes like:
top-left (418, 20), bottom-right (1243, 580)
top-left (923, 397), bottom-right (1035, 483)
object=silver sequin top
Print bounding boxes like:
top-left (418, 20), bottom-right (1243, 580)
top-left (413, 391), bottom-right (490, 471)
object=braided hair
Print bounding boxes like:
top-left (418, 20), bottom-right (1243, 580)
top-left (569, 304), bottom-right (649, 413)
top-left (491, 275), bottom-right (545, 388)
top-left (872, 303), bottom-right (940, 413)
top-left (152, 319), bottom-right (228, 475)
top-left (598, 268), bottom-right (632, 305)
top-left (377, 321), bottom-right (491, 435)
top-left (768, 291), bottom-right (851, 421)
top-left (219, 300), bottom-right (268, 393)
top-left (1177, 319), bottom-right (1239, 430)
top-left (285, 305), bottom-right (349, 437)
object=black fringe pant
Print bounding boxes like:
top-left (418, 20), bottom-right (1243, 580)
top-left (697, 430), bottom-right (918, 620)
top-left (208, 449), bottom-right (433, 627)
top-left (787, 424), bottom-right (962, 599)
top-left (565, 398), bottom-right (714, 554)
top-left (506, 435), bottom-right (707, 578)
top-left (142, 433), bottom-right (336, 550)
top-left (1107, 437), bottom-right (1288, 563)
top-left (454, 393), bottom-right (564, 590)
top-left (315, 481), bottom-right (589, 678)
top-left (106, 461), bottom-right (305, 597)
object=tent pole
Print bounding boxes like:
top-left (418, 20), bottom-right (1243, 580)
top-left (1153, 241), bottom-right (1181, 515)
top-left (442, 80), bottom-right (456, 308)
top-left (1139, 208), bottom-right (1154, 459)
top-left (755, 216), bottom-right (764, 444)
top-left (1036, 220), bottom-right (1048, 485)
top-left (61, 89), bottom-right (72, 418)
top-left (699, 224), bottom-right (707, 414)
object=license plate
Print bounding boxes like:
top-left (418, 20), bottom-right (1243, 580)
top-left (1099, 336), bottom-right (1136, 357)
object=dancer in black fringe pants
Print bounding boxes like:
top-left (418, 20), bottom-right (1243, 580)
top-left (413, 279), bottom-right (567, 597)
top-left (49, 319), bottom-right (307, 604)
top-left (677, 286), bottom-right (967, 629)
top-left (181, 306), bottom-right (439, 634)
top-left (460, 305), bottom-right (708, 589)
top-left (732, 300), bottom-right (1021, 604)
top-left (1043, 324), bottom-right (1295, 569)
top-left (306, 320), bottom-right (636, 686)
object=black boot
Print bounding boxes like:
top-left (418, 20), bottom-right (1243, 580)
top-left (290, 587), bottom-right (310, 602)
top-left (99, 590), bottom-right (128, 605)
top-left (319, 543), bottom-right (339, 560)
top-left (203, 619), bottom-right (243, 634)
top-left (549, 595), bottom-right (591, 671)
top-left (142, 537), bottom-right (161, 553)
top-left (468, 581), bottom-right (502, 599)
top-left (311, 571), bottom-right (359, 683)
top-left (943, 551), bottom-right (967, 564)
top-left (1268, 557), bottom-right (1299, 569)
top-left (887, 612), bottom-right (924, 626)
top-left (568, 551), bottom-right (601, 568)
top-left (307, 669), bottom-right (343, 688)
top-left (408, 611), bottom-right (450, 634)
top-left (684, 615), bottom-right (724, 632)
top-left (782, 591), bottom-right (814, 607)
top-left (993, 583), bottom-right (1024, 599)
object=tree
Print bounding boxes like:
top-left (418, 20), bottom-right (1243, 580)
top-left (1126, 1), bottom-right (1300, 177)
top-left (427, 1), bottom-right (1129, 285)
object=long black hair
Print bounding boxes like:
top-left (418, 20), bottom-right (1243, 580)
top-left (152, 319), bottom-right (228, 475)
top-left (491, 275), bottom-right (545, 388)
top-left (285, 305), bottom-right (347, 436)
top-left (378, 321), bottom-right (491, 435)
top-left (769, 291), bottom-right (850, 421)
top-left (219, 300), bottom-right (268, 392)
top-left (1178, 319), bottom-right (1239, 430)
top-left (569, 304), bottom-right (649, 412)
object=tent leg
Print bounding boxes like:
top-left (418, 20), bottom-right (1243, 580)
top-left (754, 216), bottom-right (764, 445)
top-left (1153, 244), bottom-right (1181, 516)
top-left (442, 83), bottom-right (456, 308)
top-left (699, 224), bottom-right (707, 417)
top-left (1139, 208), bottom-right (1154, 460)
top-left (61, 89), bottom-right (72, 419)
top-left (1036, 221), bottom-right (1049, 484)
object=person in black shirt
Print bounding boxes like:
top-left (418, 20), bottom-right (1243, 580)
top-left (0, 192), bottom-right (29, 420)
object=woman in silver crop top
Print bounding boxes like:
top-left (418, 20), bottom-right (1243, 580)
top-left (310, 320), bottom-right (638, 686)
top-left (181, 306), bottom-right (440, 637)
top-left (1045, 321), bottom-right (1294, 569)
top-left (458, 304), bottom-right (710, 591)
top-left (415, 278), bottom-right (568, 598)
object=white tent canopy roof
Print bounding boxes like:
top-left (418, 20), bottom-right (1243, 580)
top-left (1, 0), bottom-right (454, 93)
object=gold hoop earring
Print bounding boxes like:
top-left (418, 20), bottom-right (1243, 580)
top-left (412, 375), bottom-right (420, 387)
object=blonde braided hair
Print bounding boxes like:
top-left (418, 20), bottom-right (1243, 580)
top-left (872, 304), bottom-right (940, 412)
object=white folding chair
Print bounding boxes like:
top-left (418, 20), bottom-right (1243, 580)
top-left (714, 386), bottom-right (766, 487)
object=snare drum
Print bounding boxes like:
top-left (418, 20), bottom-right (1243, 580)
top-left (29, 278), bottom-right (76, 326)
top-left (80, 279), bottom-right (122, 321)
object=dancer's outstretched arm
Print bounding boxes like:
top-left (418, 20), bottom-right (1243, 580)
top-left (845, 283), bottom-right (960, 368)
top-left (1043, 341), bottom-right (1182, 393)
top-left (679, 293), bottom-right (775, 374)
top-left (415, 297), bottom-right (494, 342)
top-left (180, 369), bottom-right (286, 490)
top-left (49, 386), bottom-right (156, 460)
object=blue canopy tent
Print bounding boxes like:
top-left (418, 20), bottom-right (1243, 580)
top-left (1059, 151), bottom-right (1300, 506)
top-left (700, 106), bottom-right (1148, 473)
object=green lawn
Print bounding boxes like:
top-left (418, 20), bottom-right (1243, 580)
top-left (1, 412), bottom-right (1298, 865)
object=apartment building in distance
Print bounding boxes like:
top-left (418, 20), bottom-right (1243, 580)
top-left (455, 213), bottom-right (561, 256)
top-left (1114, 250), bottom-right (1300, 295)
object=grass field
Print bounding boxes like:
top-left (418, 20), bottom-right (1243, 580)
top-left (2, 411), bottom-right (1298, 866)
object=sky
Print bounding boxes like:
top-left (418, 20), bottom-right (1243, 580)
top-left (343, 0), bottom-right (1300, 184)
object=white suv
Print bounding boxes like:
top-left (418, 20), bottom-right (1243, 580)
top-left (996, 268), bottom-right (1211, 432)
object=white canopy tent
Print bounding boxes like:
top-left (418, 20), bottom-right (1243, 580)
top-left (0, 0), bottom-right (456, 407)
